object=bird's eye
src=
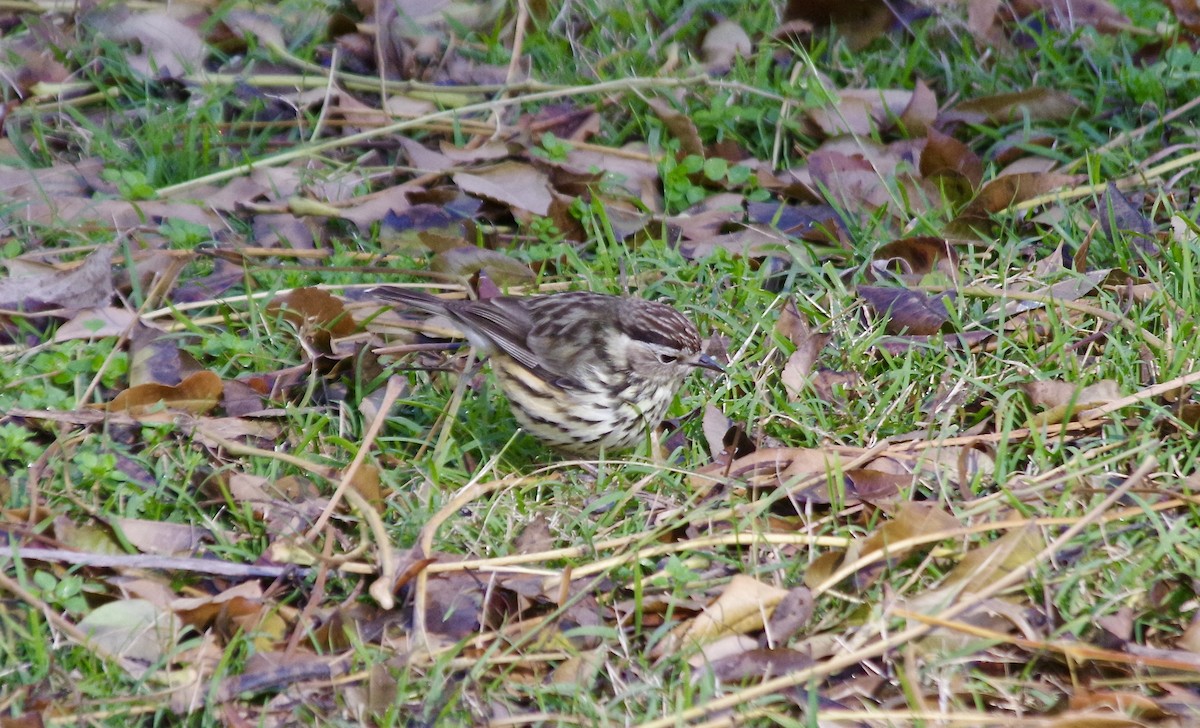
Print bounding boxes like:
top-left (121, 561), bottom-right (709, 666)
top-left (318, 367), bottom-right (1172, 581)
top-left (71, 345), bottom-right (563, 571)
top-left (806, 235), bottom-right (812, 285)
top-left (657, 353), bottom-right (678, 364)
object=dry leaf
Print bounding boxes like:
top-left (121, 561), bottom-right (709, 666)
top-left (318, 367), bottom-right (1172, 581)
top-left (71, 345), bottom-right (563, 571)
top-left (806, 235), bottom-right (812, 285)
top-left (78, 599), bottom-right (182, 669)
top-left (646, 99), bottom-right (704, 159)
top-left (807, 149), bottom-right (893, 213)
top-left (942, 525), bottom-right (1044, 594)
top-left (807, 89), bottom-right (914, 137)
top-left (847, 502), bottom-right (962, 590)
top-left (267, 287), bottom-right (358, 350)
top-left (106, 371), bottom-right (224, 415)
top-left (0, 246), bottom-right (115, 311)
top-left (1009, 0), bottom-right (1131, 33)
top-left (1167, 0), bottom-right (1200, 34)
top-left (899, 79), bottom-right (938, 136)
top-left (858, 286), bottom-right (953, 335)
top-left (945, 88), bottom-right (1084, 125)
top-left (784, 0), bottom-right (900, 49)
top-left (453, 162), bottom-right (553, 217)
top-left (870, 236), bottom-right (959, 281)
top-left (431, 247), bottom-right (536, 284)
top-left (113, 518), bottom-right (208, 556)
top-left (921, 129), bottom-right (984, 192)
top-left (764, 587), bottom-right (814, 646)
top-left (701, 19), bottom-right (753, 69)
top-left (84, 7), bottom-right (207, 78)
top-left (54, 307), bottom-right (138, 342)
top-left (1023, 378), bottom-right (1121, 425)
top-left (671, 575), bottom-right (789, 652)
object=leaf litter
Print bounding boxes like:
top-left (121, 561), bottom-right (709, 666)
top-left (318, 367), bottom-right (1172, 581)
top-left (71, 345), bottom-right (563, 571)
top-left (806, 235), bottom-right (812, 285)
top-left (1, 0), bottom-right (1200, 725)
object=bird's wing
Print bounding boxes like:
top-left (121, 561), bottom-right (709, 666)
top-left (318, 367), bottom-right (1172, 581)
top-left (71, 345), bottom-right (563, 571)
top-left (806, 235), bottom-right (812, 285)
top-left (522, 293), bottom-right (618, 389)
top-left (375, 288), bottom-right (599, 389)
top-left (446, 298), bottom-right (547, 372)
top-left (373, 288), bottom-right (536, 364)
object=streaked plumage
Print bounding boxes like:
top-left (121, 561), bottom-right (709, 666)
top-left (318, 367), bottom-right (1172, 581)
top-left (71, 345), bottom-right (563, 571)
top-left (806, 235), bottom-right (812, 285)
top-left (373, 288), bottom-right (720, 454)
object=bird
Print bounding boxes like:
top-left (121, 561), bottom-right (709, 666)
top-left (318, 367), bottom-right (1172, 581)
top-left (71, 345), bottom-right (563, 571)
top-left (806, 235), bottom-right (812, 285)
top-left (372, 287), bottom-right (722, 455)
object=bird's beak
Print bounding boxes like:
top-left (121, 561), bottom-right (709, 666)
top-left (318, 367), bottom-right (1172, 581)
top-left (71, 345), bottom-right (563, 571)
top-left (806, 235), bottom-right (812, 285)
top-left (692, 353), bottom-right (725, 373)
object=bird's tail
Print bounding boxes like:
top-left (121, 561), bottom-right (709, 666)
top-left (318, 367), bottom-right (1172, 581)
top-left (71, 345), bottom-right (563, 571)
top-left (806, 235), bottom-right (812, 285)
top-left (369, 286), bottom-right (454, 315)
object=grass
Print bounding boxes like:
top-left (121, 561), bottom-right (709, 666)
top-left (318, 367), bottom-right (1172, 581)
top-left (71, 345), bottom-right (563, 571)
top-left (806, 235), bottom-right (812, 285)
top-left (2, 0), bottom-right (1200, 724)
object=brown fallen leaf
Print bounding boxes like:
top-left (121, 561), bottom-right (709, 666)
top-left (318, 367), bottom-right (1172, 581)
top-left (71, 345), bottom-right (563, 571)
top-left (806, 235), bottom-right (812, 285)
top-left (1167, 0), bottom-right (1200, 35)
top-left (431, 246), bottom-right (536, 284)
top-left (701, 405), bottom-right (735, 460)
top-left (807, 148), bottom-right (894, 212)
top-left (921, 129), bottom-right (984, 194)
top-left (0, 23), bottom-right (72, 98)
top-left (954, 171), bottom-right (1082, 232)
top-left (858, 285), bottom-right (954, 336)
top-left (842, 468), bottom-right (907, 501)
top-left (966, 0), bottom-right (1008, 47)
top-left (78, 598), bottom-right (183, 673)
top-left (778, 305), bottom-right (830, 401)
top-left (903, 525), bottom-right (1044, 653)
top-left (1023, 378), bottom-right (1122, 425)
top-left (675, 225), bottom-right (791, 260)
top-left (453, 162), bottom-right (553, 217)
top-left (127, 322), bottom-right (204, 389)
top-left (991, 129), bottom-right (1058, 166)
top-left (212, 9), bottom-right (287, 54)
top-left (267, 287), bottom-right (358, 354)
top-left (802, 551), bottom-right (845, 591)
top-left (707, 647), bottom-right (814, 683)
top-left (1179, 613), bottom-right (1200, 653)
top-left (700, 18), bottom-right (753, 70)
top-left (869, 236), bottom-right (959, 282)
top-left (83, 6), bottom-right (208, 78)
top-left (774, 297), bottom-right (808, 346)
top-left (1099, 182), bottom-right (1158, 257)
top-left (646, 98), bottom-right (704, 159)
top-left (899, 79), bottom-right (938, 136)
top-left (809, 368), bottom-right (863, 405)
top-left (807, 88), bottom-right (914, 137)
top-left (763, 586), bottom-right (814, 646)
top-left (348, 462), bottom-right (384, 511)
top-left (54, 307), bottom-right (138, 342)
top-left (105, 370), bottom-right (224, 415)
top-left (689, 446), bottom-right (849, 496)
top-left (0, 246), bottom-right (115, 311)
top-left (656, 574), bottom-right (789, 656)
top-left (550, 648), bottom-right (605, 689)
top-left (847, 502), bottom-right (963, 590)
top-left (941, 524), bottom-right (1045, 595)
top-left (106, 517), bottom-right (205, 556)
top-left (562, 145), bottom-right (660, 207)
top-left (1009, 0), bottom-right (1131, 33)
top-left (943, 87), bottom-right (1084, 126)
top-left (784, 0), bottom-right (904, 49)
top-left (513, 512), bottom-right (556, 554)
